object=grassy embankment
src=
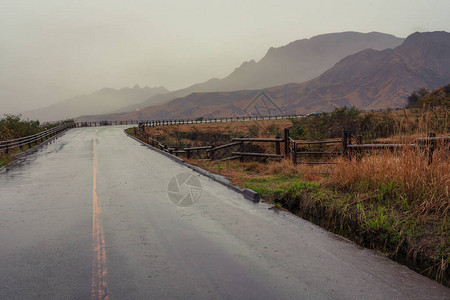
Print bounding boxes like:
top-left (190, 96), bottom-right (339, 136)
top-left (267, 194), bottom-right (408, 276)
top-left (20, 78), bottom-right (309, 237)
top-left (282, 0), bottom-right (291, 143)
top-left (130, 102), bottom-right (449, 285)
top-left (0, 115), bottom-right (60, 167)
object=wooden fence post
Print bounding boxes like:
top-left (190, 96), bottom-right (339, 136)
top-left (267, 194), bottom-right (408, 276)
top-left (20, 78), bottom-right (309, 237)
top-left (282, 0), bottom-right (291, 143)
top-left (356, 135), bottom-right (362, 161)
top-left (209, 144), bottom-right (215, 160)
top-left (292, 141), bottom-right (297, 165)
top-left (284, 128), bottom-right (289, 157)
top-left (275, 136), bottom-right (281, 155)
top-left (239, 140), bottom-right (244, 162)
top-left (342, 130), bottom-right (349, 159)
top-left (428, 132), bottom-right (436, 165)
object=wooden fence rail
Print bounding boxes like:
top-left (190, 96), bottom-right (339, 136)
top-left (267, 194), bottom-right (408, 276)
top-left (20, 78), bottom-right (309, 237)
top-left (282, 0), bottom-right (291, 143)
top-left (232, 138), bottom-right (284, 142)
top-left (347, 144), bottom-right (416, 149)
top-left (295, 140), bottom-right (342, 145)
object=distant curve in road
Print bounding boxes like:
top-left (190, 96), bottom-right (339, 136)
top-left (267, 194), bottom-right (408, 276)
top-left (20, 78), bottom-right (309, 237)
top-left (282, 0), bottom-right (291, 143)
top-left (0, 126), bottom-right (448, 299)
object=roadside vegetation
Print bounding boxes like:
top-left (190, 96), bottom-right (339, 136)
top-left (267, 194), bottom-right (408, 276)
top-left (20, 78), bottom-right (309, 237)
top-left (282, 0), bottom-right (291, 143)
top-left (289, 86), bottom-right (450, 141)
top-left (129, 86), bottom-right (450, 286)
top-left (189, 146), bottom-right (449, 285)
top-left (0, 114), bottom-right (62, 167)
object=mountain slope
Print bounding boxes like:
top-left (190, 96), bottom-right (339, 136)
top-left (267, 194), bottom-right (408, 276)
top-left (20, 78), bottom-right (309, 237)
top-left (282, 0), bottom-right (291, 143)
top-left (83, 31), bottom-right (448, 121)
top-left (116, 31), bottom-right (404, 113)
top-left (22, 85), bottom-right (169, 121)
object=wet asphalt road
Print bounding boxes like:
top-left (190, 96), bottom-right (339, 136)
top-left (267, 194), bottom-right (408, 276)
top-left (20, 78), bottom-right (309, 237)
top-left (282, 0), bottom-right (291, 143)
top-left (0, 126), bottom-right (449, 299)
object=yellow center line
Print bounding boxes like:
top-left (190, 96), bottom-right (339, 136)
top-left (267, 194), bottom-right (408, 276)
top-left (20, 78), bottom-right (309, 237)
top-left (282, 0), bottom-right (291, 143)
top-left (92, 130), bottom-right (108, 300)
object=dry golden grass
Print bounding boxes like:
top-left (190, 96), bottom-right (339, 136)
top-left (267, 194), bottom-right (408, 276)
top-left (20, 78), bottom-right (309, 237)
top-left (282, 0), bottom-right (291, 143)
top-left (327, 147), bottom-right (449, 218)
top-left (146, 119), bottom-right (292, 138)
top-left (364, 107), bottom-right (449, 137)
top-left (321, 146), bottom-right (449, 284)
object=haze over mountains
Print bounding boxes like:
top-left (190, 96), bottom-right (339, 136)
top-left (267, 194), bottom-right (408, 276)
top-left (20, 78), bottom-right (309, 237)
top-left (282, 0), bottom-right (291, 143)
top-left (22, 85), bottom-right (168, 121)
top-left (79, 31), bottom-right (449, 121)
top-left (23, 31), bottom-right (449, 122)
top-left (116, 31), bottom-right (404, 114)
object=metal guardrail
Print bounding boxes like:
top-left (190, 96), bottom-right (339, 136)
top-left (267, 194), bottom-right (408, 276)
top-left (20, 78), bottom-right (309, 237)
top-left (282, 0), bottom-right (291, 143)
top-left (0, 122), bottom-right (74, 154)
top-left (76, 106), bottom-right (408, 128)
top-left (76, 114), bottom-right (304, 128)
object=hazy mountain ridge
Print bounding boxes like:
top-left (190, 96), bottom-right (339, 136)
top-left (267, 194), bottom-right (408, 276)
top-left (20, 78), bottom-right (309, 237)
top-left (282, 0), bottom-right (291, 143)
top-left (79, 31), bottom-right (449, 121)
top-left (115, 31), bottom-right (404, 113)
top-left (223, 31), bottom-right (404, 90)
top-left (22, 85), bottom-right (169, 121)
top-left (264, 31), bottom-right (450, 112)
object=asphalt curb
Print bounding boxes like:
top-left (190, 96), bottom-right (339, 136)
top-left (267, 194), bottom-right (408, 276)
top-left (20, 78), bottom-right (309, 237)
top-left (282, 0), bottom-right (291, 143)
top-left (0, 129), bottom-right (71, 174)
top-left (124, 129), bottom-right (261, 203)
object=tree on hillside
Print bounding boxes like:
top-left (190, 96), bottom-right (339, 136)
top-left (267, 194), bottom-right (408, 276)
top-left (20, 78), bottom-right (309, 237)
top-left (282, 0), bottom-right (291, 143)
top-left (407, 88), bottom-right (428, 108)
top-left (444, 84), bottom-right (450, 95)
top-left (411, 85), bottom-right (450, 131)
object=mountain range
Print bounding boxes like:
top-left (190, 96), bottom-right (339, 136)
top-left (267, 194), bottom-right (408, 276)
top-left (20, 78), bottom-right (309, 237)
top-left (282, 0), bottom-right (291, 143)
top-left (115, 31), bottom-right (404, 114)
top-left (79, 31), bottom-right (450, 121)
top-left (22, 85), bottom-right (169, 121)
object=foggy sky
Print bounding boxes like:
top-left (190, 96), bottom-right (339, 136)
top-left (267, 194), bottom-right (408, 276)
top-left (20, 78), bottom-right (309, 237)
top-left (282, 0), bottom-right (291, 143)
top-left (1, 0), bottom-right (449, 114)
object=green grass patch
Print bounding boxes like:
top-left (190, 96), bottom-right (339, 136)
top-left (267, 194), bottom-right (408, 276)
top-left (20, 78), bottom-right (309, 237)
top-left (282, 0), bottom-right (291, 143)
top-left (0, 154), bottom-right (11, 167)
top-left (229, 168), bottom-right (449, 286)
top-left (125, 127), bottom-right (135, 135)
top-left (242, 174), bottom-right (304, 200)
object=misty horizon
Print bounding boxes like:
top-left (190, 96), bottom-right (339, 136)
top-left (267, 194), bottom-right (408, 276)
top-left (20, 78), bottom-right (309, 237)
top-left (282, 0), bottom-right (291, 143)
top-left (1, 0), bottom-right (450, 115)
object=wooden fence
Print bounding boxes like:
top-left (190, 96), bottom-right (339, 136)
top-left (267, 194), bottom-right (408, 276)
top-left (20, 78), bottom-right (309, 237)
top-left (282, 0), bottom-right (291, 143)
top-left (134, 124), bottom-right (449, 165)
top-left (289, 130), bottom-right (449, 165)
top-left (135, 127), bottom-right (284, 162)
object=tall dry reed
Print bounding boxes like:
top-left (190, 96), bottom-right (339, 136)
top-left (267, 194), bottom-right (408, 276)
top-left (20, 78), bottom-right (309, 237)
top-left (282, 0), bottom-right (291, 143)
top-left (327, 145), bottom-right (449, 218)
